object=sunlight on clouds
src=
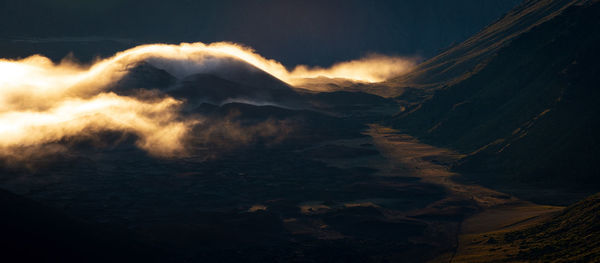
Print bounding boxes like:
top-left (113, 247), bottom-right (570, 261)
top-left (0, 93), bottom-right (192, 157)
top-left (0, 41), bottom-right (413, 157)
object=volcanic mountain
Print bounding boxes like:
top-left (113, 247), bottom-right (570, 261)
top-left (110, 58), bottom-right (305, 108)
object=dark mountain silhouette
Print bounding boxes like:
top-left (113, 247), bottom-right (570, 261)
top-left (111, 59), bottom-right (305, 107)
top-left (111, 61), bottom-right (177, 93)
top-left (389, 0), bottom-right (600, 202)
top-left (173, 65), bottom-right (304, 107)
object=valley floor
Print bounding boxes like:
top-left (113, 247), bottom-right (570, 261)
top-left (362, 125), bottom-right (564, 262)
top-left (0, 123), bottom-right (569, 262)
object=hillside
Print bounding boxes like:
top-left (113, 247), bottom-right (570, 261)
top-left (388, 0), bottom-right (586, 89)
top-left (389, 0), bottom-right (600, 202)
top-left (447, 192), bottom-right (600, 262)
top-left (506, 192), bottom-right (600, 261)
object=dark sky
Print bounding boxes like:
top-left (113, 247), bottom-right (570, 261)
top-left (0, 0), bottom-right (521, 67)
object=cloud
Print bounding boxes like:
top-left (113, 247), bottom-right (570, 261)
top-left (0, 92), bottom-right (192, 158)
top-left (287, 54), bottom-right (417, 84)
top-left (0, 41), bottom-right (413, 159)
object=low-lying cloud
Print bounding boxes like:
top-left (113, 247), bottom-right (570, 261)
top-left (0, 41), bottom-right (414, 158)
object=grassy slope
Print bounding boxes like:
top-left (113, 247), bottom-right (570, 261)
top-left (388, 0), bottom-right (582, 89)
top-left (443, 193), bottom-right (600, 262)
top-left (388, 0), bottom-right (600, 199)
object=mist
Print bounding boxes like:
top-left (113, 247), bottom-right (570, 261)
top-left (0, 41), bottom-right (413, 159)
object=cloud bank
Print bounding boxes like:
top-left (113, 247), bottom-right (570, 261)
top-left (0, 42), bottom-right (414, 157)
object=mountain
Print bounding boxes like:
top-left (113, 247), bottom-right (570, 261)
top-left (389, 0), bottom-right (588, 88)
top-left (388, 0), bottom-right (600, 202)
top-left (111, 59), bottom-right (305, 107)
top-left (0, 47), bottom-right (459, 261)
top-left (3, 0), bottom-right (600, 261)
top-left (111, 61), bottom-right (177, 94)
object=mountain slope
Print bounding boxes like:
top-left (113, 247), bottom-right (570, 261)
top-left (449, 192), bottom-right (600, 262)
top-left (389, 0), bottom-right (600, 201)
top-left (389, 0), bottom-right (587, 89)
top-left (504, 192), bottom-right (600, 261)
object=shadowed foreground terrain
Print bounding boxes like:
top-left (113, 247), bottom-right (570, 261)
top-left (0, 61), bottom-right (456, 262)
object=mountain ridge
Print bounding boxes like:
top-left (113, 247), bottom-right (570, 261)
top-left (388, 0), bottom-right (600, 202)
